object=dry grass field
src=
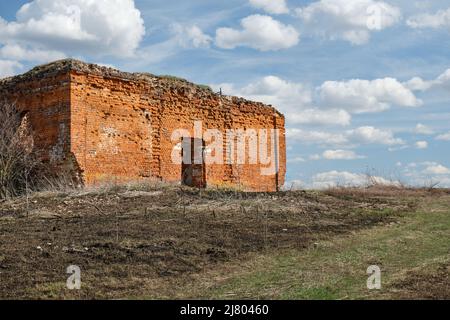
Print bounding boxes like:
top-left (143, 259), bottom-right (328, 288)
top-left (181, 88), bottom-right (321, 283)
top-left (0, 183), bottom-right (448, 299)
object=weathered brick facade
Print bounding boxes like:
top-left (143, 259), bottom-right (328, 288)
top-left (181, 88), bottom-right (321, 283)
top-left (0, 59), bottom-right (286, 192)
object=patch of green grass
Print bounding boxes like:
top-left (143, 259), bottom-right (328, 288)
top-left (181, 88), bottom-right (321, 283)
top-left (286, 286), bottom-right (340, 300)
top-left (195, 196), bottom-right (450, 300)
top-left (158, 75), bottom-right (187, 82)
top-left (197, 84), bottom-right (213, 91)
top-left (158, 75), bottom-right (212, 92)
top-left (26, 281), bottom-right (67, 299)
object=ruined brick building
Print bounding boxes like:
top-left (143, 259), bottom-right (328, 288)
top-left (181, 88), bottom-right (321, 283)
top-left (0, 59), bottom-right (286, 192)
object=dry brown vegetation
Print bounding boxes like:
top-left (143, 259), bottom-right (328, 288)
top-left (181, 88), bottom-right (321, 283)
top-left (2, 181), bottom-right (445, 299)
top-left (324, 185), bottom-right (450, 198)
top-left (0, 102), bottom-right (81, 201)
top-left (0, 102), bottom-right (40, 199)
top-left (388, 263), bottom-right (450, 300)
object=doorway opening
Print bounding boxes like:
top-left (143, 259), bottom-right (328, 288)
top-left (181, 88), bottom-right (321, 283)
top-left (181, 137), bottom-right (206, 188)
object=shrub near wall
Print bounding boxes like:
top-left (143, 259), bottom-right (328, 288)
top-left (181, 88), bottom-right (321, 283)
top-left (0, 103), bottom-right (40, 199)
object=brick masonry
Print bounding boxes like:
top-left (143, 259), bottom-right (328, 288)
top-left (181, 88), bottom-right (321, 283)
top-left (0, 59), bottom-right (286, 192)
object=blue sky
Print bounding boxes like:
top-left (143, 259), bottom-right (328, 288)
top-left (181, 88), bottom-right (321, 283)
top-left (1, 0), bottom-right (450, 188)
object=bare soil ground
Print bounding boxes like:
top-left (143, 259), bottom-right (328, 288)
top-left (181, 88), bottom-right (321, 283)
top-left (390, 262), bottom-right (450, 300)
top-left (0, 184), bottom-right (447, 299)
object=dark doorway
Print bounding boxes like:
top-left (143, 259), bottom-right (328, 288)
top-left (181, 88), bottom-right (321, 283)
top-left (182, 137), bottom-right (206, 188)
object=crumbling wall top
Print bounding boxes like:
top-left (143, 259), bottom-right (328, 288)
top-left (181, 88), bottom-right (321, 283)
top-left (0, 59), bottom-right (284, 117)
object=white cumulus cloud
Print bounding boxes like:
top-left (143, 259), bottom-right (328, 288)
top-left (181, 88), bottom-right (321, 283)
top-left (319, 78), bottom-right (422, 114)
top-left (289, 157), bottom-right (306, 163)
top-left (172, 24), bottom-right (212, 48)
top-left (404, 77), bottom-right (433, 91)
top-left (346, 126), bottom-right (405, 145)
top-left (434, 69), bottom-right (450, 89)
top-left (414, 123), bottom-right (434, 135)
top-left (249, 0), bottom-right (289, 14)
top-left (322, 149), bottom-right (366, 160)
top-left (0, 60), bottom-right (23, 78)
top-left (403, 162), bottom-right (450, 187)
top-left (415, 141), bottom-right (428, 149)
top-left (215, 15), bottom-right (300, 51)
top-left (286, 128), bottom-right (348, 145)
top-left (238, 75), bottom-right (313, 107)
top-left (0, 0), bottom-right (145, 58)
top-left (287, 126), bottom-right (403, 147)
top-left (312, 171), bottom-right (394, 189)
top-left (423, 164), bottom-right (450, 175)
top-left (213, 74), bottom-right (424, 126)
top-left (0, 44), bottom-right (66, 63)
top-left (407, 7), bottom-right (450, 29)
top-left (289, 109), bottom-right (351, 126)
top-left (212, 76), bottom-right (351, 126)
top-left (436, 131), bottom-right (450, 141)
top-left (404, 68), bottom-right (450, 92)
top-left (295, 0), bottom-right (402, 45)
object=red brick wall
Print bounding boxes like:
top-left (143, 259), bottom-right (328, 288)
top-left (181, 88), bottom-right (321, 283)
top-left (1, 60), bottom-right (286, 192)
top-left (70, 71), bottom-right (285, 191)
top-left (0, 71), bottom-right (72, 168)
